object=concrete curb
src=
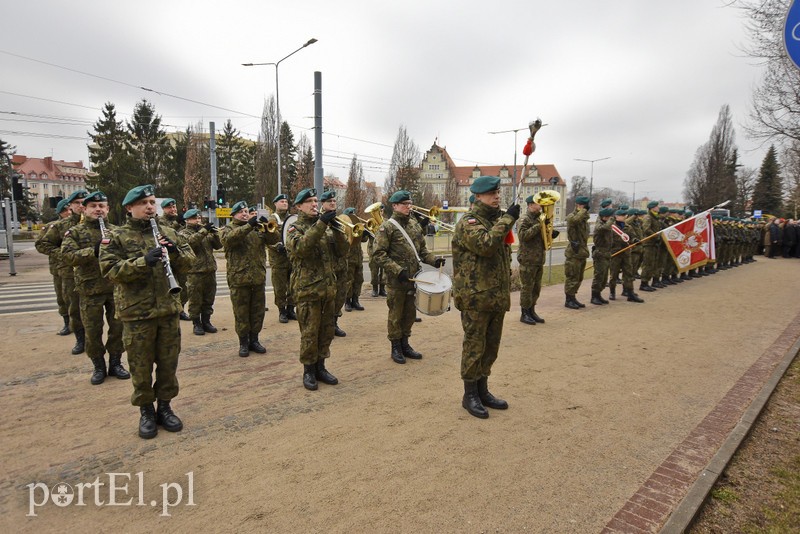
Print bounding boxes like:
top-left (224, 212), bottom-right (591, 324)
top-left (659, 333), bottom-right (800, 533)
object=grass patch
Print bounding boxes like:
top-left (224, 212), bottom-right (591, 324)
top-left (711, 487), bottom-right (739, 503)
top-left (759, 456), bottom-right (800, 531)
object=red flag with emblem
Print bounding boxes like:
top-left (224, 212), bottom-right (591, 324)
top-left (661, 213), bottom-right (712, 272)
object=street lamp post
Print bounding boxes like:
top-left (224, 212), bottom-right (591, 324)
top-left (622, 179), bottom-right (646, 207)
top-left (488, 126), bottom-right (527, 204)
top-left (574, 156), bottom-right (610, 211)
top-left (243, 38), bottom-right (318, 197)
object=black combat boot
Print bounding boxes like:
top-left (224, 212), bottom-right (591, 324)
top-left (574, 296), bottom-right (586, 308)
top-left (334, 318), bottom-right (347, 337)
top-left (599, 292), bottom-right (609, 304)
top-left (608, 287), bottom-right (616, 301)
top-left (315, 359), bottom-right (339, 385)
top-left (352, 297), bottom-right (364, 311)
top-left (652, 279), bottom-right (666, 289)
top-left (279, 306), bottom-right (289, 323)
top-left (57, 315), bottom-right (71, 336)
top-left (238, 336), bottom-right (250, 357)
top-left (400, 337), bottom-right (422, 359)
top-left (156, 400), bottom-right (183, 432)
top-left (640, 282), bottom-right (656, 292)
top-left (390, 339), bottom-right (406, 364)
top-left (530, 307), bottom-right (545, 324)
top-left (303, 364), bottom-right (318, 390)
top-left (627, 292), bottom-right (645, 303)
top-left (680, 272), bottom-right (691, 281)
top-left (344, 298), bottom-right (353, 312)
top-left (371, 285), bottom-right (379, 297)
top-left (477, 376), bottom-right (508, 410)
top-left (462, 381), bottom-right (489, 419)
top-left (71, 328), bottom-right (85, 355)
top-left (192, 317), bottom-right (205, 336)
top-left (671, 274), bottom-right (683, 283)
top-left (90, 357), bottom-right (107, 385)
top-left (565, 294), bottom-right (580, 310)
top-left (286, 305), bottom-right (297, 320)
top-left (201, 313), bottom-right (217, 333)
top-left (590, 291), bottom-right (604, 305)
top-left (621, 288), bottom-right (631, 297)
top-left (179, 311), bottom-right (191, 321)
top-left (378, 284), bottom-right (387, 297)
top-left (108, 354), bottom-right (130, 379)
top-left (138, 404), bottom-right (158, 439)
top-left (520, 308), bottom-right (536, 325)
top-left (249, 333), bottom-right (267, 354)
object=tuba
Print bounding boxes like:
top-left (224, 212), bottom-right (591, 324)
top-left (365, 202), bottom-right (385, 232)
top-left (533, 190), bottom-right (560, 250)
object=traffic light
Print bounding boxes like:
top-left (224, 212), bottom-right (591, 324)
top-left (49, 196), bottom-right (64, 209)
top-left (203, 197), bottom-right (210, 210)
top-left (11, 174), bottom-right (24, 200)
top-left (216, 189), bottom-right (226, 206)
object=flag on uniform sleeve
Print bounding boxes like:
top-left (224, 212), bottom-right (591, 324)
top-left (661, 213), bottom-right (712, 272)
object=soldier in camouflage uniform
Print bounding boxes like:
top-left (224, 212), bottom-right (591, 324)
top-left (373, 190), bottom-right (444, 365)
top-left (639, 201), bottom-right (662, 292)
top-left (452, 176), bottom-right (519, 419)
top-left (267, 194), bottom-right (296, 323)
top-left (221, 201), bottom-right (279, 357)
top-left (563, 196), bottom-right (590, 309)
top-left (40, 190), bottom-right (87, 354)
top-left (158, 198), bottom-right (190, 320)
top-left (516, 196), bottom-right (559, 325)
top-left (367, 229), bottom-right (386, 297)
top-left (319, 191), bottom-right (348, 337)
top-left (62, 191), bottom-right (130, 385)
top-left (179, 208), bottom-right (222, 336)
top-left (342, 207), bottom-right (367, 312)
top-left (285, 188), bottom-right (348, 391)
top-left (36, 198), bottom-right (72, 336)
top-left (99, 184), bottom-right (196, 439)
top-left (627, 209), bottom-right (645, 278)
top-left (608, 209), bottom-right (645, 303)
top-left (590, 208), bottom-right (615, 305)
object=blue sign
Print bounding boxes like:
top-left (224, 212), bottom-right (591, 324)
top-left (786, 0), bottom-right (800, 69)
top-left (753, 209), bottom-right (762, 218)
top-left (442, 200), bottom-right (449, 209)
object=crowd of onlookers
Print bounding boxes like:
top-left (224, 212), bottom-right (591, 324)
top-left (763, 218), bottom-right (800, 258)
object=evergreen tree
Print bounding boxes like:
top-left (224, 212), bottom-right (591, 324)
top-left (88, 102), bottom-right (138, 224)
top-left (127, 99), bottom-right (170, 186)
top-left (280, 121), bottom-right (298, 198)
top-left (161, 127), bottom-right (189, 202)
top-left (217, 119), bottom-right (240, 191)
top-left (0, 138), bottom-right (15, 201)
top-left (752, 145), bottom-right (783, 215)
top-left (386, 125), bottom-right (421, 199)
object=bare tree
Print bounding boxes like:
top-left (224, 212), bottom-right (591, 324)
top-left (293, 133), bottom-right (315, 201)
top-left (386, 125), bottom-right (421, 197)
top-left (183, 123), bottom-right (211, 208)
top-left (344, 155), bottom-right (366, 213)
top-left (734, 166), bottom-right (758, 216)
top-left (254, 96), bottom-right (278, 206)
top-left (683, 105), bottom-right (738, 210)
top-left (782, 140), bottom-right (800, 218)
top-left (566, 175), bottom-right (589, 212)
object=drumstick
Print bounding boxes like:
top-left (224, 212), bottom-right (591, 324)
top-left (408, 278), bottom-right (436, 285)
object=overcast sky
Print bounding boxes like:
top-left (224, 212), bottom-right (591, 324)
top-left (1, 0), bottom-right (769, 203)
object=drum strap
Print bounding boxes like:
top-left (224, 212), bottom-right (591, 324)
top-left (388, 218), bottom-right (421, 263)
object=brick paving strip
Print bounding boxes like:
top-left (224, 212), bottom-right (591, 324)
top-left (603, 311), bottom-right (800, 534)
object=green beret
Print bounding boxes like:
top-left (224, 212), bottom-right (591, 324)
top-left (249, 207), bottom-right (257, 213)
top-left (294, 188), bottom-right (317, 205)
top-left (388, 190), bottom-right (411, 203)
top-left (161, 198), bottom-right (176, 208)
top-left (273, 194), bottom-right (288, 203)
top-left (469, 176), bottom-right (500, 194)
top-left (668, 208), bottom-right (682, 214)
top-left (183, 208), bottom-right (200, 219)
top-left (66, 189), bottom-right (88, 204)
top-left (619, 205), bottom-right (629, 211)
top-left (343, 207), bottom-right (355, 215)
top-left (525, 195), bottom-right (535, 204)
top-left (684, 210), bottom-right (694, 217)
top-left (83, 191), bottom-right (107, 205)
top-left (121, 184), bottom-right (155, 206)
top-left (56, 198), bottom-right (70, 213)
top-left (319, 190), bottom-right (336, 202)
top-left (575, 196), bottom-right (590, 205)
top-left (626, 208), bottom-right (637, 216)
top-left (599, 207), bottom-right (615, 217)
top-left (230, 200), bottom-right (248, 215)
top-left (647, 200), bottom-right (659, 209)
top-left (600, 198), bottom-right (613, 208)
top-left (658, 206), bottom-right (669, 214)
top-left (638, 209), bottom-right (647, 215)
top-left (615, 209), bottom-right (628, 216)
top-left (468, 194), bottom-right (475, 204)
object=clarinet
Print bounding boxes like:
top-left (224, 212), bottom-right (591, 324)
top-left (150, 218), bottom-right (182, 294)
top-left (98, 216), bottom-right (110, 243)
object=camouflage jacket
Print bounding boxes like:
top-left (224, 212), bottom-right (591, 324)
top-left (373, 212), bottom-right (436, 289)
top-left (624, 216), bottom-right (643, 243)
top-left (564, 207), bottom-right (590, 260)
top-left (158, 214), bottom-right (181, 232)
top-left (516, 211), bottom-right (546, 266)
top-left (35, 220), bottom-right (63, 275)
top-left (99, 217), bottom-right (195, 321)
top-left (62, 217), bottom-right (117, 295)
top-left (285, 213), bottom-right (349, 302)
top-left (452, 201), bottom-right (514, 312)
top-left (347, 233), bottom-right (367, 265)
top-left (321, 210), bottom-right (349, 274)
top-left (38, 212), bottom-right (82, 277)
top-left (610, 221), bottom-right (630, 253)
top-left (642, 211), bottom-right (661, 248)
top-left (179, 223), bottom-right (222, 274)
top-left (220, 218), bottom-right (279, 288)
top-left (592, 218), bottom-right (614, 258)
top-left (267, 209), bottom-right (291, 269)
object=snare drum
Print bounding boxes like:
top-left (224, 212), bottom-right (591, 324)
top-left (414, 269), bottom-right (452, 316)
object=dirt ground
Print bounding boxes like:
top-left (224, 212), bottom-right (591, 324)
top-left (1, 251), bottom-right (799, 533)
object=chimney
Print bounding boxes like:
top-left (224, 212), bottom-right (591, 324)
top-left (44, 156), bottom-right (53, 169)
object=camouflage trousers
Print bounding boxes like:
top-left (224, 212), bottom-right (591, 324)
top-left (61, 276), bottom-right (83, 331)
top-left (630, 248), bottom-right (643, 277)
top-left (386, 284), bottom-right (417, 340)
top-left (460, 310), bottom-right (505, 381)
top-left (640, 246), bottom-right (660, 283)
top-left (177, 271), bottom-right (189, 308)
top-left (369, 258), bottom-right (384, 287)
top-left (53, 273), bottom-right (67, 316)
top-left (335, 268), bottom-right (348, 315)
top-left (563, 257), bottom-right (586, 296)
top-left (229, 284), bottom-right (266, 337)
top-left (609, 250), bottom-right (634, 292)
top-left (79, 291), bottom-right (123, 360)
top-left (122, 314), bottom-right (180, 406)
top-left (187, 271), bottom-right (217, 318)
top-left (591, 253), bottom-right (610, 292)
top-left (347, 260), bottom-right (364, 300)
top-left (271, 266), bottom-right (292, 308)
top-left (296, 292), bottom-right (337, 365)
top-left (519, 264), bottom-right (543, 309)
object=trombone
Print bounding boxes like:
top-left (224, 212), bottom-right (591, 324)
top-left (410, 205), bottom-right (455, 233)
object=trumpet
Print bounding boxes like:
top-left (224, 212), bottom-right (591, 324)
top-left (410, 205), bottom-right (454, 233)
top-left (331, 214), bottom-right (365, 242)
top-left (255, 220), bottom-right (280, 233)
top-left (349, 214), bottom-right (377, 237)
